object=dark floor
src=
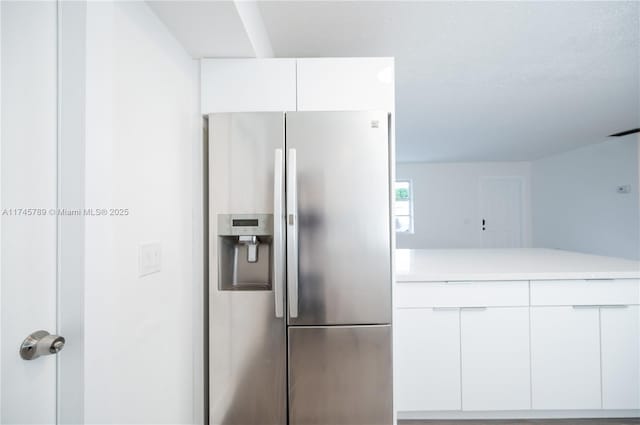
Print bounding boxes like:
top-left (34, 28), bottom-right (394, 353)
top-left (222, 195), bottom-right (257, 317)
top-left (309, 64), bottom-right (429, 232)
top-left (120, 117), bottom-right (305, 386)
top-left (400, 420), bottom-right (640, 425)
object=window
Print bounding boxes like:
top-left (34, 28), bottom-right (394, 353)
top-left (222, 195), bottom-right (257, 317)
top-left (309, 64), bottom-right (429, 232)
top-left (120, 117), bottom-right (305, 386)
top-left (394, 180), bottom-right (413, 233)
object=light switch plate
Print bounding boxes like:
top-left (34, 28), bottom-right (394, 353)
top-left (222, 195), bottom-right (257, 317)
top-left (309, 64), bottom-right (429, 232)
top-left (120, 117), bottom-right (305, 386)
top-left (139, 242), bottom-right (161, 277)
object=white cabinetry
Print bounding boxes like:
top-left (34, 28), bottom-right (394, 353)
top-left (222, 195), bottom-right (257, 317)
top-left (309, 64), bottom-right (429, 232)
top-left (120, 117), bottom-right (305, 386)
top-left (396, 278), bottom-right (640, 418)
top-left (601, 305), bottom-right (640, 409)
top-left (530, 279), bottom-right (640, 306)
top-left (396, 281), bottom-right (530, 413)
top-left (396, 308), bottom-right (461, 411)
top-left (396, 281), bottom-right (528, 308)
top-left (530, 306), bottom-right (602, 409)
top-left (200, 59), bottom-right (296, 113)
top-left (296, 58), bottom-right (394, 112)
top-left (529, 279), bottom-right (640, 411)
top-left (461, 307), bottom-right (530, 411)
top-left (200, 57), bottom-right (395, 114)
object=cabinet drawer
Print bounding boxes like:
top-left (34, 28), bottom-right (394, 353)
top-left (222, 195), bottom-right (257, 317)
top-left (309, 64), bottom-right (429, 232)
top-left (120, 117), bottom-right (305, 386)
top-left (396, 281), bottom-right (529, 308)
top-left (530, 279), bottom-right (640, 306)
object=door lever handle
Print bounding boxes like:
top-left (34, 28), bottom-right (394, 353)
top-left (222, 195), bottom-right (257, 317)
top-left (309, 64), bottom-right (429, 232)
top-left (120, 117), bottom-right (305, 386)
top-left (20, 330), bottom-right (65, 360)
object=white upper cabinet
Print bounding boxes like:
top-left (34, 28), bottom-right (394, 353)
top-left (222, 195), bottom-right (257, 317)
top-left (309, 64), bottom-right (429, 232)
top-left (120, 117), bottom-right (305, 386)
top-left (296, 58), bottom-right (395, 112)
top-left (200, 58), bottom-right (395, 114)
top-left (460, 307), bottom-right (531, 411)
top-left (601, 305), bottom-right (640, 409)
top-left (200, 59), bottom-right (296, 113)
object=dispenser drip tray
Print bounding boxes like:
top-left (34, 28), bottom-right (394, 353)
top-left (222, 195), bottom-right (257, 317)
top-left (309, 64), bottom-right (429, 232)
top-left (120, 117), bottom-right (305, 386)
top-left (218, 236), bottom-right (272, 291)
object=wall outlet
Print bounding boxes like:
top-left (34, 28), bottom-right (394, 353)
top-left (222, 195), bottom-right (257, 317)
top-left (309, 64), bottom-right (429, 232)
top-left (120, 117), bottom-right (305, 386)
top-left (139, 242), bottom-right (161, 276)
top-left (616, 185), bottom-right (631, 194)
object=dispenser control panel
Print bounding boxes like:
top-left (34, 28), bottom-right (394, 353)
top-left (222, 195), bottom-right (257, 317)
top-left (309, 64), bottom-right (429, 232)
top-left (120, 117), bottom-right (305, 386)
top-left (217, 214), bottom-right (273, 236)
top-left (232, 218), bottom-right (259, 227)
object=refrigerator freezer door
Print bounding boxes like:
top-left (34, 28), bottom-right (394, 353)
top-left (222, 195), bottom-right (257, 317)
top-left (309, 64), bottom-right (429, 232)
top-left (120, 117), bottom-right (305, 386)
top-left (286, 111), bottom-right (392, 325)
top-left (288, 325), bottom-right (393, 425)
top-left (209, 113), bottom-right (286, 425)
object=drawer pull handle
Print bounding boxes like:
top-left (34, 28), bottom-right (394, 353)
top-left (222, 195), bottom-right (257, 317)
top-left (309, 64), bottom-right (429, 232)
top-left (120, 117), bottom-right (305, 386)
top-left (432, 307), bottom-right (459, 312)
top-left (572, 305), bottom-right (629, 309)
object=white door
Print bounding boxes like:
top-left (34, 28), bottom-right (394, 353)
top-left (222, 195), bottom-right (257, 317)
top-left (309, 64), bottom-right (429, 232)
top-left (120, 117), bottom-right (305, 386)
top-left (601, 305), bottom-right (640, 409)
top-left (1, 2), bottom-right (61, 423)
top-left (531, 306), bottom-right (601, 409)
top-left (395, 308), bottom-right (461, 411)
top-left (460, 307), bottom-right (530, 410)
top-left (479, 177), bottom-right (523, 248)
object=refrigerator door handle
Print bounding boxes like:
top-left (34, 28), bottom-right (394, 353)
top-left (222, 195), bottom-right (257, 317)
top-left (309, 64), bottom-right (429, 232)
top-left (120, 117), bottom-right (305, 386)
top-left (273, 149), bottom-right (284, 318)
top-left (287, 148), bottom-right (299, 318)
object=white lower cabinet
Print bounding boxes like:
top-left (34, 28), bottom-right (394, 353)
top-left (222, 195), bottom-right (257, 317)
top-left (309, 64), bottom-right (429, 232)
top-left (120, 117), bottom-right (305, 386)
top-left (396, 308), bottom-right (461, 411)
top-left (460, 307), bottom-right (531, 410)
top-left (601, 305), bottom-right (640, 409)
top-left (396, 279), bottom-right (640, 415)
top-left (530, 306), bottom-right (602, 409)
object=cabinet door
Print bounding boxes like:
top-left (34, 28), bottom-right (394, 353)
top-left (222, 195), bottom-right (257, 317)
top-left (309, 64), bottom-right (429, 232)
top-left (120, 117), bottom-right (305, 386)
top-left (601, 305), bottom-right (640, 409)
top-left (395, 308), bottom-right (461, 411)
top-left (201, 59), bottom-right (296, 113)
top-left (460, 307), bottom-right (530, 410)
top-left (531, 306), bottom-right (601, 409)
top-left (296, 58), bottom-right (394, 112)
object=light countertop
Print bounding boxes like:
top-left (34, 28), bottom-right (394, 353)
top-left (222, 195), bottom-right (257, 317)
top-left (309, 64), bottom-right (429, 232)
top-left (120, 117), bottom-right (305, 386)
top-left (395, 248), bottom-right (640, 282)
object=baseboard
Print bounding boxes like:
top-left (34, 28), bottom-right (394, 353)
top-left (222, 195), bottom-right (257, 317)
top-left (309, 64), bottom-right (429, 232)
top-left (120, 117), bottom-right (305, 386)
top-left (398, 409), bottom-right (640, 420)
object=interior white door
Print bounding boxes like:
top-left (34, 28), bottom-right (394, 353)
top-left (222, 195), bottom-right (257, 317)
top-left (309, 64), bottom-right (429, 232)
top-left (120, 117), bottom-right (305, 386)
top-left (601, 305), bottom-right (640, 409)
top-left (530, 306), bottom-right (601, 409)
top-left (395, 308), bottom-right (461, 411)
top-left (460, 307), bottom-right (531, 411)
top-left (1, 2), bottom-right (59, 423)
top-left (479, 177), bottom-right (523, 248)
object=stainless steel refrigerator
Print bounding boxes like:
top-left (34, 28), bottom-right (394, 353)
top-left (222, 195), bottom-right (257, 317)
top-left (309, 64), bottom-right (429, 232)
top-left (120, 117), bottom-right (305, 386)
top-left (208, 111), bottom-right (393, 425)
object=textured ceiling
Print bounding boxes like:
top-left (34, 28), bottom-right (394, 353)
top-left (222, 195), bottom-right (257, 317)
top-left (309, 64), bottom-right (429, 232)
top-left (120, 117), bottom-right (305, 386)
top-left (259, 1), bottom-right (640, 162)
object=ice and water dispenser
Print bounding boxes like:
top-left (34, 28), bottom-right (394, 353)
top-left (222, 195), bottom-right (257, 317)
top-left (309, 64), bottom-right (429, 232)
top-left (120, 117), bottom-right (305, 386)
top-left (217, 214), bottom-right (273, 291)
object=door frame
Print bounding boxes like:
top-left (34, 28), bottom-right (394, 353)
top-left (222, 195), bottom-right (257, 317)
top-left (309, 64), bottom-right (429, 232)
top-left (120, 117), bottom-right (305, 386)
top-left (56, 1), bottom-right (86, 423)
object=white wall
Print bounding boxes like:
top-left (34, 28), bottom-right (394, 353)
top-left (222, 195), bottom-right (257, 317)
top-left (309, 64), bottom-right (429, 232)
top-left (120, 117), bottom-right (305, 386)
top-left (396, 162), bottom-right (532, 249)
top-left (532, 138), bottom-right (640, 260)
top-left (85, 2), bottom-right (199, 423)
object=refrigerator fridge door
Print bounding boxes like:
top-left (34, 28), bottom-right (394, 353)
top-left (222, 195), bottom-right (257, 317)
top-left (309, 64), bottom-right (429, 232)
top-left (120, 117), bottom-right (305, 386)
top-left (288, 325), bottom-right (393, 425)
top-left (286, 111), bottom-right (392, 326)
top-left (209, 113), bottom-right (286, 425)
